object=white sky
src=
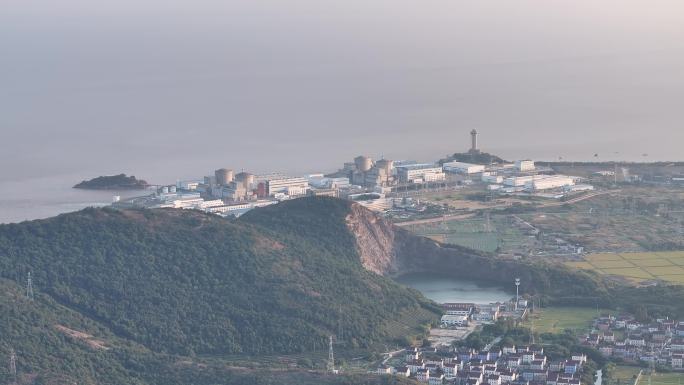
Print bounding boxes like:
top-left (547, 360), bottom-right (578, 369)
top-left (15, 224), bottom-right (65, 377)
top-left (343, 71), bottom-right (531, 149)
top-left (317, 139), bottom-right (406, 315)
top-left (2, 0), bottom-right (684, 181)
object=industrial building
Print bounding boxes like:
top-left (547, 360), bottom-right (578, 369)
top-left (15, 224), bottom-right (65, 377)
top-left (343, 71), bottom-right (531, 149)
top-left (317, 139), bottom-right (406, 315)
top-left (526, 175), bottom-right (575, 191)
top-left (265, 177), bottom-right (309, 196)
top-left (482, 174), bottom-right (504, 184)
top-left (503, 176), bottom-right (536, 187)
top-left (441, 314), bottom-right (469, 327)
top-left (214, 168), bottom-right (234, 185)
top-left (443, 161), bottom-right (486, 174)
top-left (330, 155), bottom-right (396, 188)
top-left (515, 160), bottom-right (535, 172)
top-left (396, 163), bottom-right (446, 183)
top-left (502, 175), bottom-right (575, 191)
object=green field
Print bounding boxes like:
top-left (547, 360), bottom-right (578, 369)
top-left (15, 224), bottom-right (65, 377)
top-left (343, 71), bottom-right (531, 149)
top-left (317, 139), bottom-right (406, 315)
top-left (407, 217), bottom-right (532, 253)
top-left (567, 251), bottom-right (684, 285)
top-left (638, 372), bottom-right (684, 385)
top-left (525, 307), bottom-right (602, 334)
top-left (611, 365), bottom-right (642, 385)
top-left (383, 306), bottom-right (438, 342)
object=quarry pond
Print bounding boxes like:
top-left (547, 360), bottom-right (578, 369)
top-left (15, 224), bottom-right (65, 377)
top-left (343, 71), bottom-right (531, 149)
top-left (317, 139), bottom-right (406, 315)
top-left (396, 273), bottom-right (511, 304)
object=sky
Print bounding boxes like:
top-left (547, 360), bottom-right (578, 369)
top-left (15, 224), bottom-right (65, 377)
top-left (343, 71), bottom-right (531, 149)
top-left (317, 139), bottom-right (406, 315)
top-left (2, 0), bottom-right (684, 184)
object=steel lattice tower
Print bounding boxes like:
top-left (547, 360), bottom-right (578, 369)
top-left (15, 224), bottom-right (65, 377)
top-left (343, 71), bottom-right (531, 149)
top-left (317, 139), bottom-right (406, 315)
top-left (26, 272), bottom-right (34, 300)
top-left (9, 348), bottom-right (17, 383)
top-left (327, 336), bottom-right (335, 373)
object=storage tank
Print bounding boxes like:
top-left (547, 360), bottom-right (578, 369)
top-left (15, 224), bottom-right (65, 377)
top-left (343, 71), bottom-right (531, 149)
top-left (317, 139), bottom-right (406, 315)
top-left (169, 185), bottom-right (177, 193)
top-left (214, 168), bottom-right (234, 185)
top-left (375, 158), bottom-right (394, 174)
top-left (235, 172), bottom-right (255, 190)
top-left (354, 155), bottom-right (373, 172)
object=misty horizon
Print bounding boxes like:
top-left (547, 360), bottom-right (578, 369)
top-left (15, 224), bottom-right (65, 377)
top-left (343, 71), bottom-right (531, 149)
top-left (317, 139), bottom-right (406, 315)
top-left (2, 0), bottom-right (684, 184)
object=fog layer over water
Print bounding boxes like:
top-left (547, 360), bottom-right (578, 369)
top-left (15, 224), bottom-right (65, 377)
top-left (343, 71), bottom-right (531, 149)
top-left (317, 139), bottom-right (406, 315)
top-left (2, 1), bottom-right (684, 222)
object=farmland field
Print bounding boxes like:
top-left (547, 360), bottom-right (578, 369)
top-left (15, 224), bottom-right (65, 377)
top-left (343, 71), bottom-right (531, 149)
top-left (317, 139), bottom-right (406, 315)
top-left (384, 306), bottom-right (438, 341)
top-left (638, 372), bottom-right (684, 385)
top-left (405, 216), bottom-right (534, 254)
top-left (525, 307), bottom-right (602, 334)
top-left (611, 366), bottom-right (642, 385)
top-left (566, 251), bottom-right (684, 285)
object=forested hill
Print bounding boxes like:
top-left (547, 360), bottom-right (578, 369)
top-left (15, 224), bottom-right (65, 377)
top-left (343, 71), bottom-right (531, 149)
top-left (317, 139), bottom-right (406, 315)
top-left (0, 200), bottom-right (437, 383)
top-left (73, 174), bottom-right (149, 189)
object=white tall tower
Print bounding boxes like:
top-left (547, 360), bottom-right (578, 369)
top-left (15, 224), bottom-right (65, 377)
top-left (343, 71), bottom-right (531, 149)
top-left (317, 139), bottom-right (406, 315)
top-left (515, 278), bottom-right (520, 311)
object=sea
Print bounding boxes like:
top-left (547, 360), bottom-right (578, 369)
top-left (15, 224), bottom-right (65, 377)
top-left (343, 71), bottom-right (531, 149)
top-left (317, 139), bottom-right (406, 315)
top-left (0, 174), bottom-right (149, 224)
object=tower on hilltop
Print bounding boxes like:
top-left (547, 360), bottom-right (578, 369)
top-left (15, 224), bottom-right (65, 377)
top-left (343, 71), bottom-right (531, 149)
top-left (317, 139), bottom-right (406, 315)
top-left (469, 129), bottom-right (480, 153)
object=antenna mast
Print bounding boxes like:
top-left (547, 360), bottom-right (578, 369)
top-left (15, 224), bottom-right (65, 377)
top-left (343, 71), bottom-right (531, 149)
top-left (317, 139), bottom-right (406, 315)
top-left (26, 272), bottom-right (34, 300)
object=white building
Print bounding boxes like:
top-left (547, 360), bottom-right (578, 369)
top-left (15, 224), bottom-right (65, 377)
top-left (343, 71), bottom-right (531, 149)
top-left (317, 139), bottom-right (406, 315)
top-left (503, 175), bottom-right (575, 191)
top-left (526, 175), bottom-right (575, 191)
top-left (441, 314), bottom-right (469, 327)
top-left (504, 176), bottom-right (536, 187)
top-left (443, 161), bottom-right (486, 175)
top-left (482, 174), bottom-right (504, 184)
top-left (396, 164), bottom-right (446, 183)
top-left (515, 160), bottom-right (535, 172)
top-left (266, 177), bottom-right (309, 196)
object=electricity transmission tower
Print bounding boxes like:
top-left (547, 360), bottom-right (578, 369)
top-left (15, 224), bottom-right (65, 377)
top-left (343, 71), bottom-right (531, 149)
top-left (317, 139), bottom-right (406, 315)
top-left (26, 272), bottom-right (34, 300)
top-left (9, 348), bottom-right (17, 384)
top-left (327, 335), bottom-right (337, 374)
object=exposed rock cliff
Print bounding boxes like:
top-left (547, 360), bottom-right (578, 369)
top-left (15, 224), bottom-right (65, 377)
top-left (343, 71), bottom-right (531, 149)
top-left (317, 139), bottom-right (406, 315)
top-left (345, 204), bottom-right (397, 275)
top-left (343, 201), bottom-right (612, 305)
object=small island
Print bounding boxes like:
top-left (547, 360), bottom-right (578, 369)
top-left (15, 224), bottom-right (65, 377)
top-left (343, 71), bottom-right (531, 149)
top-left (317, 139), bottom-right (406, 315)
top-left (74, 174), bottom-right (149, 190)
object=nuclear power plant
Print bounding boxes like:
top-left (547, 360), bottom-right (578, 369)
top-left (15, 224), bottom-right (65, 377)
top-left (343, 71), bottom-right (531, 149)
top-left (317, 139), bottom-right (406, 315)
top-left (122, 128), bottom-right (593, 220)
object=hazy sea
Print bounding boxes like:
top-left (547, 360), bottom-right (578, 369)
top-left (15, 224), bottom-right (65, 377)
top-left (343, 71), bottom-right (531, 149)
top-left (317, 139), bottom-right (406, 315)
top-left (0, 174), bottom-right (149, 224)
top-left (0, 145), bottom-right (670, 224)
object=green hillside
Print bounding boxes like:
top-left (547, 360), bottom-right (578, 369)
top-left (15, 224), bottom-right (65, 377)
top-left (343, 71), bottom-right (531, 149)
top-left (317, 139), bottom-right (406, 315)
top-left (0, 198), bottom-right (437, 383)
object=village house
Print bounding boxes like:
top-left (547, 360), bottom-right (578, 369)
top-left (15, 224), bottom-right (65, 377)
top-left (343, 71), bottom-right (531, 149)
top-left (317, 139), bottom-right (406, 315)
top-left (564, 360), bottom-right (581, 374)
top-left (671, 354), bottom-right (683, 369)
top-left (377, 365), bottom-right (393, 375)
top-left (395, 366), bottom-right (411, 377)
top-left (408, 359), bottom-right (425, 373)
top-left (416, 368), bottom-right (430, 382)
top-left (487, 374), bottom-right (501, 385)
top-left (428, 372), bottom-right (445, 385)
top-left (443, 363), bottom-right (458, 377)
top-left (502, 344), bottom-right (517, 355)
top-left (603, 332), bottom-right (615, 342)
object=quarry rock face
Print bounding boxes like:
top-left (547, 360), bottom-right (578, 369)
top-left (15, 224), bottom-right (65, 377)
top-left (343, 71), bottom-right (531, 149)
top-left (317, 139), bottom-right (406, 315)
top-left (346, 204), bottom-right (398, 275)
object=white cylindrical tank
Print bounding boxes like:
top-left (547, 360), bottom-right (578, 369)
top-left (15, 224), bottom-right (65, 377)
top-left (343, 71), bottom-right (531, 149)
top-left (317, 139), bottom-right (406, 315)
top-left (215, 168), bottom-right (234, 185)
top-left (376, 159), bottom-right (394, 174)
top-left (169, 185), bottom-right (177, 193)
top-left (235, 172), bottom-right (255, 190)
top-left (354, 155), bottom-right (373, 172)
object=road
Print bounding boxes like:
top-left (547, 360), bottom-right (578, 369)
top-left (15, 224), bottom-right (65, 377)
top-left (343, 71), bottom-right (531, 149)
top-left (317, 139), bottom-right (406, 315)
top-left (536, 190), bottom-right (616, 208)
top-left (483, 336), bottom-right (502, 352)
top-left (381, 348), bottom-right (405, 365)
top-left (395, 190), bottom-right (616, 228)
top-left (395, 213), bottom-right (476, 227)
